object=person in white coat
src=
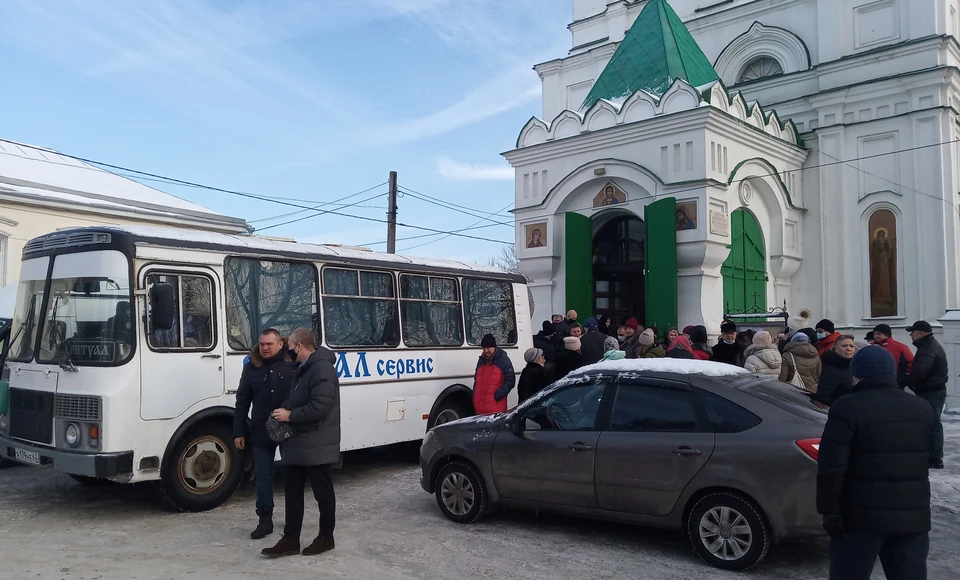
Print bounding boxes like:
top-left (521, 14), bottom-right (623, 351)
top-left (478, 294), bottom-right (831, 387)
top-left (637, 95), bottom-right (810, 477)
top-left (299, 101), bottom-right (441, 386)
top-left (744, 331), bottom-right (783, 377)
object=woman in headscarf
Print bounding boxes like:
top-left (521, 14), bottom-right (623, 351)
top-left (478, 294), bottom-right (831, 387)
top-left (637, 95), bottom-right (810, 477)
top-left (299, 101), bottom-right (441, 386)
top-left (665, 336), bottom-right (695, 359)
top-left (600, 335), bottom-right (626, 361)
top-left (597, 314), bottom-right (613, 336)
top-left (517, 347), bottom-right (549, 403)
top-left (661, 327), bottom-right (680, 351)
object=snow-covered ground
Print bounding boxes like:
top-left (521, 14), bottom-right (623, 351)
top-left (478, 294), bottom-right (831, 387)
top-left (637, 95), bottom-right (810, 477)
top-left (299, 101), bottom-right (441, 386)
top-left (931, 414), bottom-right (960, 516)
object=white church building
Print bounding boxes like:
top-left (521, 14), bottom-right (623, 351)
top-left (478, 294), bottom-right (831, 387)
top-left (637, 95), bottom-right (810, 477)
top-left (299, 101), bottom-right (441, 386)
top-left (505, 0), bottom-right (960, 403)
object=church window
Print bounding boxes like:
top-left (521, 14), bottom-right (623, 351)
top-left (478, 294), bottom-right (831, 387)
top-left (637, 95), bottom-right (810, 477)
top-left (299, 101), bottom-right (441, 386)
top-left (867, 209), bottom-right (898, 317)
top-left (737, 57), bottom-right (784, 83)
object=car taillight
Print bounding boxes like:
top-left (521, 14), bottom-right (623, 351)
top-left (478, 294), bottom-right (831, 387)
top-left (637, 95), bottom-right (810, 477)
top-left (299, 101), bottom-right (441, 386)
top-left (796, 438), bottom-right (820, 461)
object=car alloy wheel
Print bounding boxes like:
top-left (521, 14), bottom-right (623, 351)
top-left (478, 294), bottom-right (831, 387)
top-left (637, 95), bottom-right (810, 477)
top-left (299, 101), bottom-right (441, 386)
top-left (699, 506), bottom-right (753, 561)
top-left (440, 472), bottom-right (474, 516)
top-left (433, 461), bottom-right (488, 524)
top-left (686, 492), bottom-right (769, 571)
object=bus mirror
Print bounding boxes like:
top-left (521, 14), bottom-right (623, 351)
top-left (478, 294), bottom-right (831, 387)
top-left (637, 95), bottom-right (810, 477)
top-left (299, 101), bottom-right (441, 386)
top-left (149, 283), bottom-right (176, 331)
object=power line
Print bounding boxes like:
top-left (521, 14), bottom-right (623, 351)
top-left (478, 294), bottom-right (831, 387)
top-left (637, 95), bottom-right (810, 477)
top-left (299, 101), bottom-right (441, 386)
top-left (399, 185), bottom-right (514, 223)
top-left (255, 192), bottom-right (389, 232)
top-left (360, 221), bottom-right (506, 247)
top-left (401, 202), bottom-right (516, 252)
top-left (249, 182), bottom-right (388, 224)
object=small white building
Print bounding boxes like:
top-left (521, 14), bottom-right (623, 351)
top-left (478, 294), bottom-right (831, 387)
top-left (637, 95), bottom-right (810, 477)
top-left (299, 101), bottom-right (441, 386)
top-left (0, 139), bottom-right (250, 287)
top-left (504, 0), bottom-right (960, 406)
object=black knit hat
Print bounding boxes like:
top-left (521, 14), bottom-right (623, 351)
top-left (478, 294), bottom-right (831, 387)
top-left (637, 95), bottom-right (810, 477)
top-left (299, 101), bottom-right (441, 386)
top-left (720, 321), bottom-right (737, 333)
top-left (481, 334), bottom-right (497, 348)
top-left (541, 321), bottom-right (554, 334)
top-left (872, 324), bottom-right (893, 338)
top-left (815, 319), bottom-right (835, 333)
top-left (851, 345), bottom-right (895, 379)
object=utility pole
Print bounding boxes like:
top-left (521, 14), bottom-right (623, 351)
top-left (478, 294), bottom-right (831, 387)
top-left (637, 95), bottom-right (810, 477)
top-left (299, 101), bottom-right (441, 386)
top-left (387, 171), bottom-right (398, 254)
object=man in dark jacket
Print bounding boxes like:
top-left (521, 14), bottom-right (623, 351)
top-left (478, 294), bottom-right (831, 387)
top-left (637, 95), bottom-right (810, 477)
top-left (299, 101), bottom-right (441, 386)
top-left (906, 320), bottom-right (948, 469)
top-left (233, 329), bottom-right (297, 539)
top-left (579, 317), bottom-right (607, 366)
top-left (817, 346), bottom-right (937, 580)
top-left (532, 321), bottom-right (560, 379)
top-left (473, 334), bottom-right (516, 414)
top-left (711, 320), bottom-right (743, 365)
top-left (262, 328), bottom-right (340, 558)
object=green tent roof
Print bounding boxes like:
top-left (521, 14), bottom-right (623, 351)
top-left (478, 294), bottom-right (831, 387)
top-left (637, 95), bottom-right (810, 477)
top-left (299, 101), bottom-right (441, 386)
top-left (580, 0), bottom-right (719, 111)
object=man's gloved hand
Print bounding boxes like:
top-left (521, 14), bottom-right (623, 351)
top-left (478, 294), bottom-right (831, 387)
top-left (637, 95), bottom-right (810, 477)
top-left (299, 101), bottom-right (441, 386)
top-left (822, 514), bottom-right (845, 538)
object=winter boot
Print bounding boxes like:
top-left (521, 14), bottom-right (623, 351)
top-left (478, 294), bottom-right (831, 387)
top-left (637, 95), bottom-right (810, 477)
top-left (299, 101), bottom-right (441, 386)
top-left (261, 536), bottom-right (300, 557)
top-left (251, 509), bottom-right (274, 539)
top-left (302, 535), bottom-right (335, 556)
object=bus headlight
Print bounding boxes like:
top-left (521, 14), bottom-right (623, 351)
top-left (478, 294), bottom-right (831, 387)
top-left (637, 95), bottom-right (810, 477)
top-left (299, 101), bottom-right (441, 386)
top-left (0, 413), bottom-right (8, 435)
top-left (65, 423), bottom-right (80, 447)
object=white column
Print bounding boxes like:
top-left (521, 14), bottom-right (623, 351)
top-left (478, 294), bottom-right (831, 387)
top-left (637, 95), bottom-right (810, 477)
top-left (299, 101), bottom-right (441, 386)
top-left (938, 311), bottom-right (960, 411)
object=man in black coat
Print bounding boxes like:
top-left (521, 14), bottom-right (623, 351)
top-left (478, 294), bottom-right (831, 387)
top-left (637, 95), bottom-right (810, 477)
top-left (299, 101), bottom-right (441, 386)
top-left (233, 329), bottom-right (297, 539)
top-left (532, 321), bottom-right (560, 379)
top-left (906, 320), bottom-right (948, 469)
top-left (817, 346), bottom-right (937, 580)
top-left (711, 320), bottom-right (743, 365)
top-left (262, 328), bottom-right (341, 558)
top-left (579, 317), bottom-right (607, 366)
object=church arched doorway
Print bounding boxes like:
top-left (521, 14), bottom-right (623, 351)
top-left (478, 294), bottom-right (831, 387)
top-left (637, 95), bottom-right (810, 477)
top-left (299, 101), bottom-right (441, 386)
top-left (593, 215), bottom-right (646, 323)
top-left (721, 208), bottom-right (767, 313)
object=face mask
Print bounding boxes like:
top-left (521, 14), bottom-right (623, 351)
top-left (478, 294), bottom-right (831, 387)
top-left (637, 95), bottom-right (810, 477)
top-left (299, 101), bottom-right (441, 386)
top-left (288, 344), bottom-right (299, 359)
top-left (817, 332), bottom-right (827, 340)
top-left (723, 339), bottom-right (736, 345)
top-left (617, 335), bottom-right (626, 344)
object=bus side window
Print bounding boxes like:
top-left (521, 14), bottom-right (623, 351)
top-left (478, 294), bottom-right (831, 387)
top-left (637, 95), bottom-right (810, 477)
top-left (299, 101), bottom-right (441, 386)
top-left (462, 279), bottom-right (517, 347)
top-left (399, 274), bottom-right (463, 347)
top-left (145, 273), bottom-right (214, 350)
top-left (322, 268), bottom-right (399, 348)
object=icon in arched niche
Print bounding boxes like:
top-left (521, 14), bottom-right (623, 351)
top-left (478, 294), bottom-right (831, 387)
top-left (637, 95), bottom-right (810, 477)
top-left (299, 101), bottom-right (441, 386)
top-left (593, 182), bottom-right (627, 207)
top-left (868, 209), bottom-right (897, 317)
top-left (525, 222), bottom-right (547, 248)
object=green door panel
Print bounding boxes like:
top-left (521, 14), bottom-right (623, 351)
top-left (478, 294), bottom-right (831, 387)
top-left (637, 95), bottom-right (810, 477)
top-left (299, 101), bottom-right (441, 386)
top-left (565, 212), bottom-right (594, 319)
top-left (644, 197), bottom-right (678, 332)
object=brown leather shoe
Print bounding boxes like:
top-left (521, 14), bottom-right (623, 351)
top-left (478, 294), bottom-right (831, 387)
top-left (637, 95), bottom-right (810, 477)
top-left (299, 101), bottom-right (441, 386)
top-left (302, 535), bottom-right (335, 556)
top-left (261, 536), bottom-right (300, 557)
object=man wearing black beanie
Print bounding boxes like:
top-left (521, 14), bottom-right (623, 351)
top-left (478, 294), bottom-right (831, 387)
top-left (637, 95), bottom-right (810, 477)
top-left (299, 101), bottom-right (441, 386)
top-left (817, 346), bottom-right (937, 580)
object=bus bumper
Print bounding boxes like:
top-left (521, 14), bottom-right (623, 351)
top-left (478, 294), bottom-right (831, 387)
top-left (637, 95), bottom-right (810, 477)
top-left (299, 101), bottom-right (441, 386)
top-left (1, 434), bottom-right (133, 479)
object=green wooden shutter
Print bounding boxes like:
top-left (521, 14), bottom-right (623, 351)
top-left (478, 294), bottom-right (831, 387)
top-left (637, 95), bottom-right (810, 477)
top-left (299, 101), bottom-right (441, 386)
top-left (564, 212), bottom-right (594, 319)
top-left (644, 197), bottom-right (678, 331)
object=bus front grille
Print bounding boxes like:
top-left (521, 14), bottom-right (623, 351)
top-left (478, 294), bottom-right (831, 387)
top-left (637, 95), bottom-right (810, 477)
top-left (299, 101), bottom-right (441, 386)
top-left (9, 388), bottom-right (54, 445)
top-left (54, 395), bottom-right (102, 421)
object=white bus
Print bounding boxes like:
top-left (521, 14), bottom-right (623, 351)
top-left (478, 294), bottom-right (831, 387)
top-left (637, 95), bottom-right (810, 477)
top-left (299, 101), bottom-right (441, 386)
top-left (0, 225), bottom-right (531, 511)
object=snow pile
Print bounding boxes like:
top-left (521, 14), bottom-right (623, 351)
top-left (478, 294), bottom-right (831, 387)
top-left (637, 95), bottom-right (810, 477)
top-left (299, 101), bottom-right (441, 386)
top-left (575, 358), bottom-right (749, 377)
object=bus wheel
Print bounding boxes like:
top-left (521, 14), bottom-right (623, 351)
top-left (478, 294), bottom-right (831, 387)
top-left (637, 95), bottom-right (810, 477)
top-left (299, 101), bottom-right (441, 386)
top-left (429, 396), bottom-right (472, 429)
top-left (160, 422), bottom-right (243, 512)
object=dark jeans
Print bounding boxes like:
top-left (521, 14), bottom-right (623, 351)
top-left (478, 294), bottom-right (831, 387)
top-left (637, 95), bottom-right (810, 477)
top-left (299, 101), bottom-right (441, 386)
top-left (829, 532), bottom-right (928, 580)
top-left (915, 388), bottom-right (946, 460)
top-left (252, 444), bottom-right (278, 511)
top-left (283, 464), bottom-right (336, 540)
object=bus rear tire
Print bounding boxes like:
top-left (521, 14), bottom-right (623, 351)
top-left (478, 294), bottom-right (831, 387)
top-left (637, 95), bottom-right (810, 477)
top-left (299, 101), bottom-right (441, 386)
top-left (428, 395), bottom-right (473, 429)
top-left (160, 421), bottom-right (243, 512)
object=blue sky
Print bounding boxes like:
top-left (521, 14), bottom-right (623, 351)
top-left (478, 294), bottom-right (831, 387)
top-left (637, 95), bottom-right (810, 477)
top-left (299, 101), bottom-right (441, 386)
top-left (0, 0), bottom-right (570, 263)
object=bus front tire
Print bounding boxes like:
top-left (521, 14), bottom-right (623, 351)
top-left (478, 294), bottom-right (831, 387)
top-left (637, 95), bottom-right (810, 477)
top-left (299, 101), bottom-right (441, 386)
top-left (160, 421), bottom-right (244, 512)
top-left (428, 396), bottom-right (473, 429)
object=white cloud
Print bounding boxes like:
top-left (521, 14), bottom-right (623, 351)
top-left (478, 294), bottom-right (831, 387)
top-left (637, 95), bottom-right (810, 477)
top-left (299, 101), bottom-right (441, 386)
top-left (436, 157), bottom-right (514, 181)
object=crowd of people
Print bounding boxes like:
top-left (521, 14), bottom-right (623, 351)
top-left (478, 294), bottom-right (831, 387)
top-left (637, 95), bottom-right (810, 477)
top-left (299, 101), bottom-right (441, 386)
top-left (516, 309), bottom-right (947, 471)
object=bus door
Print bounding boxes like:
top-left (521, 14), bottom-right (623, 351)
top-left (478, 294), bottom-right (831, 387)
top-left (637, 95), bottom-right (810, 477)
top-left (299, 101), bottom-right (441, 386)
top-left (139, 266), bottom-right (224, 420)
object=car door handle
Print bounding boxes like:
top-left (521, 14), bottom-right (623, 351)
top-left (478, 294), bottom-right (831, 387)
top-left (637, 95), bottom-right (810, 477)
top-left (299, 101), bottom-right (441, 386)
top-left (569, 442), bottom-right (594, 451)
top-left (201, 354), bottom-right (222, 359)
top-left (673, 446), bottom-right (702, 457)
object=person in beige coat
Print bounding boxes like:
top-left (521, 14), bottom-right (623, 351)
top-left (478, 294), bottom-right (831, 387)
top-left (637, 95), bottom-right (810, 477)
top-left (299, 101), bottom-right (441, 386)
top-left (779, 332), bottom-right (822, 394)
top-left (743, 331), bottom-right (782, 376)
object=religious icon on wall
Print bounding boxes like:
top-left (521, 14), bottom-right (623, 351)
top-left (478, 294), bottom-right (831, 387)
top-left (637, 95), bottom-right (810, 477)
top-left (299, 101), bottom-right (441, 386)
top-left (592, 182), bottom-right (627, 207)
top-left (525, 223), bottom-right (547, 249)
top-left (868, 209), bottom-right (898, 317)
top-left (675, 201), bottom-right (697, 231)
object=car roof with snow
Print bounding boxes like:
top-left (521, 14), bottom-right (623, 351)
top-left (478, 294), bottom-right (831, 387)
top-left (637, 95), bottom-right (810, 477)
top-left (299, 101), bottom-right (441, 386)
top-left (549, 359), bottom-right (749, 389)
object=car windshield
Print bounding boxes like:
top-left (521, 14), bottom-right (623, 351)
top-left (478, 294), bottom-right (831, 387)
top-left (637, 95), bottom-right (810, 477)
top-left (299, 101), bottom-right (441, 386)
top-left (734, 377), bottom-right (827, 421)
top-left (10, 251), bottom-right (134, 366)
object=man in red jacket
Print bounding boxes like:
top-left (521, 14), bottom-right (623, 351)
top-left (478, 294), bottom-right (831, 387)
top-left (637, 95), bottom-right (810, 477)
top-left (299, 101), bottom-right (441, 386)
top-left (473, 334), bottom-right (516, 414)
top-left (872, 324), bottom-right (913, 370)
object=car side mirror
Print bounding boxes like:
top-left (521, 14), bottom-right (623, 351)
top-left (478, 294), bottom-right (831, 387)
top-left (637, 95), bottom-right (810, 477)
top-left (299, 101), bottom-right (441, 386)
top-left (149, 283), bottom-right (176, 331)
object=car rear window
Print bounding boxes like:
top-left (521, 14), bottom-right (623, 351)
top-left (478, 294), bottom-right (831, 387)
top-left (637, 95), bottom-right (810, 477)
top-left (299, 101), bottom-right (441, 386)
top-left (734, 378), bottom-right (827, 421)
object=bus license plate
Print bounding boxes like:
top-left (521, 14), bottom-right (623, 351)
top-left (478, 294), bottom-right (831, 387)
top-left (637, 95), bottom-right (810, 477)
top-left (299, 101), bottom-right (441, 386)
top-left (14, 448), bottom-right (40, 465)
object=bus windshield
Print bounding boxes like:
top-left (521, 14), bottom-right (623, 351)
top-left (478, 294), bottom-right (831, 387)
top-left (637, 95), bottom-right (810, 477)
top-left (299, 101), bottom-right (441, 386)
top-left (9, 250), bottom-right (134, 366)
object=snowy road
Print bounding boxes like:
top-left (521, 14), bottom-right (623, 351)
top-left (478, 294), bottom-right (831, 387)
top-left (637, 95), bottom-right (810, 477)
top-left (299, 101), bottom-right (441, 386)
top-left (0, 418), bottom-right (958, 580)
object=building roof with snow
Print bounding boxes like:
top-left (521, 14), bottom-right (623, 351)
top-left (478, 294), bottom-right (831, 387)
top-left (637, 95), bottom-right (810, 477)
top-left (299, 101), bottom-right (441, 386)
top-left (0, 139), bottom-right (249, 234)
